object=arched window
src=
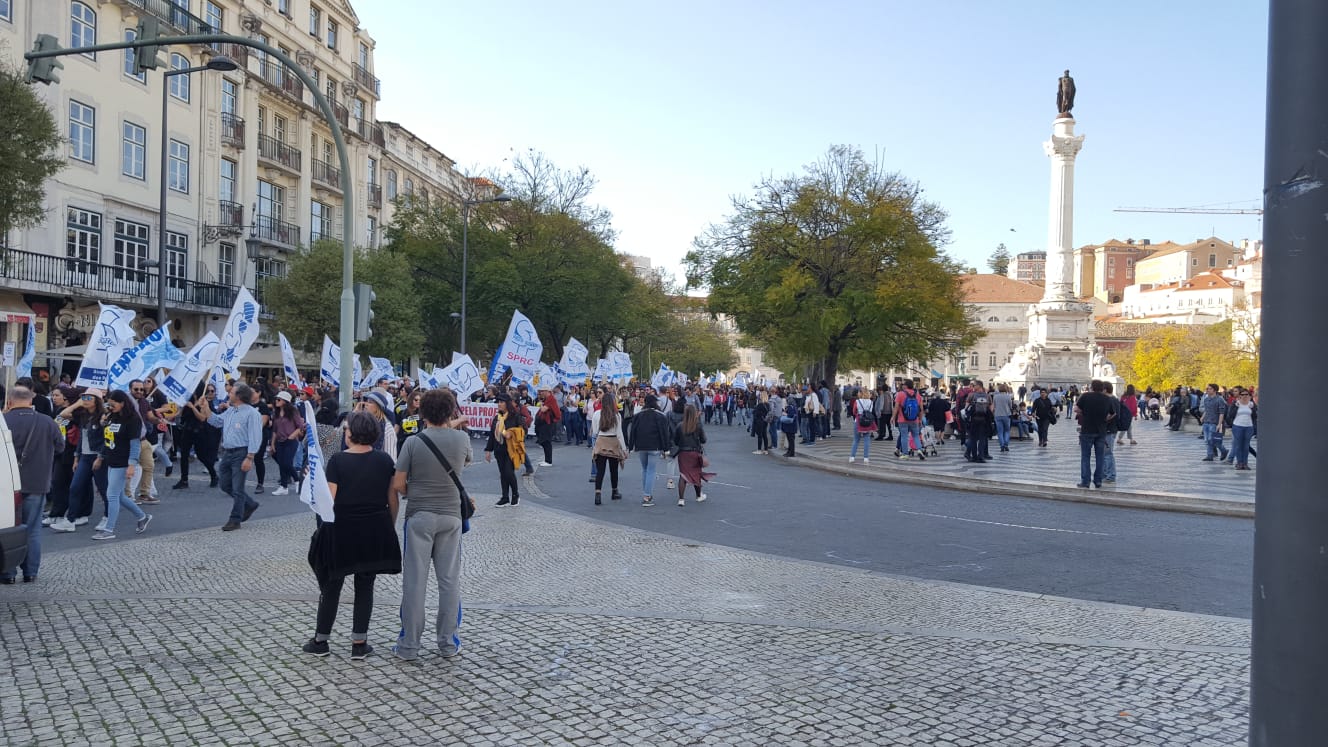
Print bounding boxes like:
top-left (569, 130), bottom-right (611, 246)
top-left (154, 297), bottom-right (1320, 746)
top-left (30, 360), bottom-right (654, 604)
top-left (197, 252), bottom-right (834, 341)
top-left (169, 54), bottom-right (191, 101)
top-left (1005, 316), bottom-right (1019, 322)
top-left (386, 170), bottom-right (397, 200)
top-left (987, 316), bottom-right (1000, 323)
top-left (71, 2), bottom-right (97, 58)
top-left (403, 177), bottom-right (414, 195)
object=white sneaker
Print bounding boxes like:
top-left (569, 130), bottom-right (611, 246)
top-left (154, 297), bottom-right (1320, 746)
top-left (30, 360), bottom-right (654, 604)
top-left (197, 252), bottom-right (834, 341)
top-left (73, 516), bottom-right (89, 527)
top-left (677, 498), bottom-right (685, 507)
top-left (863, 458), bottom-right (870, 464)
top-left (666, 480), bottom-right (675, 489)
top-left (41, 516), bottom-right (54, 527)
top-left (752, 450), bottom-right (764, 455)
top-left (95, 518), bottom-right (108, 532)
top-left (271, 486), bottom-right (289, 496)
top-left (696, 493), bottom-right (708, 503)
top-left (538, 462), bottom-right (554, 467)
top-left (848, 457), bottom-right (855, 463)
top-left (50, 518), bottom-right (76, 533)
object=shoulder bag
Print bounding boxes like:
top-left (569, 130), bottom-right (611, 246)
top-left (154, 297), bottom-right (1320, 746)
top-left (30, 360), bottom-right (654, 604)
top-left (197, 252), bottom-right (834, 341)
top-left (417, 433), bottom-right (475, 531)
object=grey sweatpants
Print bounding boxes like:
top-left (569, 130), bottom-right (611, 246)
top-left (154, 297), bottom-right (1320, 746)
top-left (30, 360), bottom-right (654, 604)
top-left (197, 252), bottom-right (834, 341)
top-left (398, 510), bottom-right (463, 658)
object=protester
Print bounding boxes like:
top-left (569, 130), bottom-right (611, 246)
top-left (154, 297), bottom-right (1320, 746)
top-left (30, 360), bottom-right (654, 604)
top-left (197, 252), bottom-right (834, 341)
top-left (1200, 384), bottom-right (1230, 463)
top-left (484, 395), bottom-right (524, 507)
top-left (50, 389), bottom-right (107, 532)
top-left (127, 380), bottom-right (160, 505)
top-left (91, 390), bottom-right (151, 540)
top-left (200, 383), bottom-right (263, 532)
top-left (1118, 384), bottom-right (1139, 445)
top-left (173, 383), bottom-right (220, 489)
top-left (269, 391), bottom-right (306, 496)
top-left (590, 391), bottom-right (629, 505)
top-left (630, 393), bottom-right (673, 507)
top-left (360, 390), bottom-right (398, 455)
top-left (534, 388), bottom-right (561, 467)
top-left (673, 404), bottom-right (713, 506)
top-left (752, 392), bottom-right (772, 455)
top-left (391, 388), bottom-right (472, 661)
top-left (2, 386), bottom-right (64, 582)
top-left (395, 389), bottom-right (423, 454)
top-left (42, 387), bottom-right (79, 528)
top-left (1100, 382), bottom-right (1119, 484)
top-left (963, 383), bottom-right (993, 463)
top-left (302, 410), bottom-right (402, 660)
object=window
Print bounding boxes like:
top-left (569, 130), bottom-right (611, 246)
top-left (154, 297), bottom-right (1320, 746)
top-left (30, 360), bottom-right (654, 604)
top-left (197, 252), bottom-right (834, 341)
top-left (367, 157), bottom-right (378, 185)
top-left (988, 352), bottom-right (997, 368)
top-left (218, 242), bottom-right (235, 286)
top-left (68, 100), bottom-right (95, 163)
top-left (66, 208), bottom-right (102, 269)
top-left (1126, 258), bottom-right (1134, 267)
top-left (0, 0), bottom-right (10, 22)
top-left (256, 105), bottom-right (267, 136)
top-left (386, 170), bottom-right (397, 200)
top-left (310, 67), bottom-right (320, 88)
top-left (169, 54), bottom-right (191, 101)
top-left (220, 158), bottom-right (236, 202)
top-left (322, 138), bottom-right (333, 165)
top-left (366, 216), bottom-right (377, 248)
top-left (273, 114), bottom-right (287, 144)
top-left (352, 98), bottom-right (365, 125)
top-left (121, 122), bottom-right (146, 180)
top-left (165, 231), bottom-right (188, 295)
top-left (71, 2), bottom-right (96, 57)
top-left (1107, 257), bottom-right (1116, 270)
top-left (309, 6), bottom-right (321, 36)
top-left (327, 19), bottom-right (338, 50)
top-left (1209, 253), bottom-right (1217, 268)
top-left (257, 179), bottom-right (284, 222)
top-left (123, 29), bottom-right (145, 82)
top-left (112, 219), bottom-right (149, 282)
top-left (403, 177), bottom-right (414, 195)
top-left (204, 2), bottom-right (223, 34)
top-left (221, 78), bottom-right (237, 115)
top-left (358, 42), bottom-right (369, 69)
top-left (311, 200), bottom-right (332, 240)
top-left (969, 352), bottom-right (979, 368)
top-left (1192, 258), bottom-right (1198, 267)
top-left (168, 140), bottom-right (189, 193)
top-left (986, 315), bottom-right (999, 322)
top-left (1005, 316), bottom-right (1019, 322)
top-left (325, 77), bottom-right (337, 104)
top-left (277, 0), bottom-right (291, 17)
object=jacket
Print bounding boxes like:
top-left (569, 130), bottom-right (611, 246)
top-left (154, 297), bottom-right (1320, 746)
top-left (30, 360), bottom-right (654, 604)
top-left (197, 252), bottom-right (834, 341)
top-left (674, 423), bottom-right (707, 453)
top-left (630, 408), bottom-right (674, 452)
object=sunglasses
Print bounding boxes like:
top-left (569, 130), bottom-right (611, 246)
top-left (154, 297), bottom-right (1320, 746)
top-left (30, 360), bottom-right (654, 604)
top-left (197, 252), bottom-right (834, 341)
top-left (132, 389), bottom-right (144, 393)
top-left (80, 395), bottom-right (95, 401)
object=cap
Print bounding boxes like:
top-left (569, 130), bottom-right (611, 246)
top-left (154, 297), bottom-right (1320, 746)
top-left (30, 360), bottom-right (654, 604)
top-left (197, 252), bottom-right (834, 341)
top-left (275, 391), bottom-right (293, 403)
top-left (302, 386), bottom-right (316, 397)
top-left (364, 390), bottom-right (392, 414)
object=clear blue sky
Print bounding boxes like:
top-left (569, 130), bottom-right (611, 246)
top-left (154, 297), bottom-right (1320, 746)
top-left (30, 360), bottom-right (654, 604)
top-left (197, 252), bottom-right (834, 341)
top-left (367, 1), bottom-right (1267, 282)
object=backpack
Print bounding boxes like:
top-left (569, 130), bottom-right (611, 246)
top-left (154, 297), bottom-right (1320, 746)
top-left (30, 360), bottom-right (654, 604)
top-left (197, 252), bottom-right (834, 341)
top-left (902, 394), bottom-right (921, 421)
top-left (969, 394), bottom-right (990, 420)
top-left (856, 401), bottom-right (877, 428)
top-left (779, 403), bottom-right (798, 431)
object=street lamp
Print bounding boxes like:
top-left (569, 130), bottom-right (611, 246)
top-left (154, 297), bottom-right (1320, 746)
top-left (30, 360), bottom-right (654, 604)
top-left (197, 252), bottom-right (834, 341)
top-left (460, 194), bottom-right (511, 355)
top-left (151, 55), bottom-right (239, 331)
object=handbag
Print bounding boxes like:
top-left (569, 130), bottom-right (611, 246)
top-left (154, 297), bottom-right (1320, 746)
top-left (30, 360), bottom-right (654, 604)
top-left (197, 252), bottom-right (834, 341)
top-left (417, 433), bottom-right (475, 530)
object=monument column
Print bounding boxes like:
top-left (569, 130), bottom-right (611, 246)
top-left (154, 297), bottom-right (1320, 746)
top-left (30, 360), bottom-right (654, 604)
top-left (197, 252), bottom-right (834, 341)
top-left (1041, 117), bottom-right (1084, 303)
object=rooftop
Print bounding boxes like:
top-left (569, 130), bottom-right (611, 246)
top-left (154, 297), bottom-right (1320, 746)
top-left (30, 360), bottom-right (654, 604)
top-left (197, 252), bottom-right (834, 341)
top-left (960, 273), bottom-right (1044, 304)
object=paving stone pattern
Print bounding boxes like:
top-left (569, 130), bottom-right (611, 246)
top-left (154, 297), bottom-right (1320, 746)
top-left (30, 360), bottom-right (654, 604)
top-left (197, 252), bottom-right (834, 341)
top-left (798, 413), bottom-right (1255, 505)
top-left (3, 496), bottom-right (1250, 745)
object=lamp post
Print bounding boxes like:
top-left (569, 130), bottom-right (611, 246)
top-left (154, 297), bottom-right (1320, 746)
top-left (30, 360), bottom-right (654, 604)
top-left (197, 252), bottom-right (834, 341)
top-left (151, 55), bottom-right (238, 333)
top-left (459, 195), bottom-right (511, 355)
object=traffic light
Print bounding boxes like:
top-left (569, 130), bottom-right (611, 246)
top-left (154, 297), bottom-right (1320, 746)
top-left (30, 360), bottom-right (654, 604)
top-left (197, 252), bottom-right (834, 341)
top-left (26, 34), bottom-right (64, 85)
top-left (133, 17), bottom-right (165, 75)
top-left (353, 282), bottom-right (376, 341)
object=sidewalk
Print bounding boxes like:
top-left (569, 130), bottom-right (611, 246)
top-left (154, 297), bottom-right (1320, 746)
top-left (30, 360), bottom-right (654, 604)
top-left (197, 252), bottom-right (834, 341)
top-left (786, 416), bottom-right (1255, 517)
top-left (3, 495), bottom-right (1249, 745)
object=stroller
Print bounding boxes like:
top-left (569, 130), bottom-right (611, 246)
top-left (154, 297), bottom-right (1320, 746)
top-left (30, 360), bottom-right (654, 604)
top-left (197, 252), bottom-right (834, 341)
top-left (919, 425), bottom-right (940, 457)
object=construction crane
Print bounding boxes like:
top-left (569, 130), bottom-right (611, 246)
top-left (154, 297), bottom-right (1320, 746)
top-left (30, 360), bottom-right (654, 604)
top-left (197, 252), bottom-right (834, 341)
top-left (1114, 205), bottom-right (1263, 215)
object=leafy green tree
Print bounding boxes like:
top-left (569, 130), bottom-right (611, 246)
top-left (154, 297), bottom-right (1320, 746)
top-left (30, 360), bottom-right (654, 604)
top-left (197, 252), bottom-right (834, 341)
top-left (686, 145), bottom-right (980, 385)
top-left (648, 315), bottom-right (737, 376)
top-left (987, 243), bottom-right (1011, 275)
top-left (0, 66), bottom-right (64, 239)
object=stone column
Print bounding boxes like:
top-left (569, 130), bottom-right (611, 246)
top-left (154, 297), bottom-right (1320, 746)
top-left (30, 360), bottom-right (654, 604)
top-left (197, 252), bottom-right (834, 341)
top-left (1041, 117), bottom-right (1085, 303)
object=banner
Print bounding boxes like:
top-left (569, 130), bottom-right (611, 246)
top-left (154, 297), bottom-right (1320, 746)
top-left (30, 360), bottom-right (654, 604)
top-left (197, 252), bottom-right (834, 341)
top-left (359, 356), bottom-right (395, 389)
top-left (417, 368), bottom-right (438, 390)
top-left (320, 335), bottom-right (339, 384)
top-left (278, 333), bottom-right (300, 387)
top-left (532, 363), bottom-right (559, 390)
top-left (488, 310), bottom-right (543, 383)
top-left (440, 353), bottom-right (484, 402)
top-left (217, 287), bottom-right (261, 374)
top-left (160, 332), bottom-right (221, 407)
top-left (556, 337), bottom-right (590, 386)
top-left (608, 351), bottom-right (633, 381)
top-left (108, 322), bottom-right (184, 391)
top-left (298, 400), bottom-right (336, 523)
top-left (75, 304), bottom-right (137, 389)
top-left (458, 401), bottom-right (537, 436)
top-left (732, 373), bottom-right (748, 390)
top-left (15, 317), bottom-right (35, 378)
top-left (353, 356), bottom-right (363, 388)
top-left (651, 363), bottom-right (675, 390)
top-left (592, 358), bottom-right (611, 383)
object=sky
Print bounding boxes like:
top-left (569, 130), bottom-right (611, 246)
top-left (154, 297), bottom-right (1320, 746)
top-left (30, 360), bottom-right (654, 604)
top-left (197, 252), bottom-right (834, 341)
top-left (365, 1), bottom-right (1268, 284)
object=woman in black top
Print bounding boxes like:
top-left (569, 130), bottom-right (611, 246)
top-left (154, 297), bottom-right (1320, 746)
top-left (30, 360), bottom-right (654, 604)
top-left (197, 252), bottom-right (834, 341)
top-left (1031, 389), bottom-right (1057, 447)
top-left (303, 410), bottom-right (401, 660)
top-left (92, 390), bottom-right (150, 540)
top-left (673, 404), bottom-right (714, 507)
top-left (752, 394), bottom-right (771, 454)
top-left (173, 382), bottom-right (219, 489)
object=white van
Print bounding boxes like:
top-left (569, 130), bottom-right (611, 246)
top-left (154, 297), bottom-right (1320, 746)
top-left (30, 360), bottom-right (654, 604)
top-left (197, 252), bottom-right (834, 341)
top-left (0, 411), bottom-right (27, 575)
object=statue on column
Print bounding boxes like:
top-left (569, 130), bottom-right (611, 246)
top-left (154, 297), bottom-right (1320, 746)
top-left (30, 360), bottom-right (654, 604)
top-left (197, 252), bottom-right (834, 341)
top-left (1057, 70), bottom-right (1076, 116)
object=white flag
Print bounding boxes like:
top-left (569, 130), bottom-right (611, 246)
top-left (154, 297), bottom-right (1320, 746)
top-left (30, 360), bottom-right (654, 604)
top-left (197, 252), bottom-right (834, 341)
top-left (298, 400), bottom-right (336, 523)
top-left (732, 373), bottom-right (748, 390)
top-left (609, 351), bottom-right (633, 381)
top-left (217, 287), bottom-right (261, 374)
top-left (592, 358), bottom-right (611, 383)
top-left (15, 317), bottom-right (35, 378)
top-left (320, 336), bottom-right (339, 384)
top-left (359, 356), bottom-right (395, 389)
top-left (160, 332), bottom-right (221, 407)
top-left (352, 356), bottom-right (363, 388)
top-left (75, 304), bottom-right (137, 389)
top-left (651, 363), bottom-right (674, 390)
top-left (440, 353), bottom-right (483, 402)
top-left (533, 363), bottom-right (558, 390)
top-left (489, 309), bottom-right (543, 383)
top-left (108, 322), bottom-right (184, 392)
top-left (278, 333), bottom-right (300, 386)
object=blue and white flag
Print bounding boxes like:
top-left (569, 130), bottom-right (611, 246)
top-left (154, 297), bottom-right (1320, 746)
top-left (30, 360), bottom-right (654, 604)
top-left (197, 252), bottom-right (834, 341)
top-left (732, 373), bottom-right (748, 390)
top-left (75, 304), bottom-right (137, 389)
top-left (440, 353), bottom-right (483, 402)
top-left (278, 333), bottom-right (300, 386)
top-left (556, 337), bottom-right (590, 386)
top-left (298, 400), bottom-right (336, 523)
top-left (592, 358), bottom-right (612, 383)
top-left (608, 351), bottom-right (633, 381)
top-left (488, 309), bottom-right (543, 383)
top-left (15, 317), bottom-right (35, 378)
top-left (352, 356), bottom-right (363, 388)
top-left (320, 335), bottom-right (339, 384)
top-left (417, 368), bottom-right (438, 390)
top-left (360, 356), bottom-right (395, 389)
top-left (217, 287), bottom-right (261, 374)
top-left (532, 363), bottom-right (559, 390)
top-left (650, 363), bottom-right (675, 390)
top-left (109, 321), bottom-right (184, 391)
top-left (160, 332), bottom-right (221, 407)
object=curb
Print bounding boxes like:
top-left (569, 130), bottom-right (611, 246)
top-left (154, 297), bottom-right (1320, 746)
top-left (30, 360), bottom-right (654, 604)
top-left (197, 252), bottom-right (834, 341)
top-left (782, 452), bottom-right (1255, 518)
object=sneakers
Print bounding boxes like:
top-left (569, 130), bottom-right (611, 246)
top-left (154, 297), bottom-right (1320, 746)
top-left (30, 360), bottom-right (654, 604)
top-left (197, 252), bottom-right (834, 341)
top-left (848, 457), bottom-right (855, 464)
top-left (496, 497), bottom-right (510, 506)
top-left (594, 493), bottom-right (602, 506)
top-left (73, 516), bottom-right (89, 527)
top-left (91, 530), bottom-right (116, 541)
top-left (863, 458), bottom-right (870, 464)
top-left (41, 516), bottom-right (54, 527)
top-left (753, 450), bottom-right (765, 455)
top-left (350, 642), bottom-right (373, 661)
top-left (642, 498), bottom-right (654, 508)
top-left (49, 518), bottom-right (76, 533)
top-left (610, 491), bottom-right (622, 501)
top-left (271, 486), bottom-right (289, 496)
top-left (391, 644), bottom-right (419, 661)
top-left (139, 497), bottom-right (160, 506)
top-left (677, 498), bottom-right (685, 507)
top-left (221, 522), bottom-right (241, 532)
top-left (95, 518), bottom-right (108, 532)
top-left (242, 503), bottom-right (259, 522)
top-left (254, 485), bottom-right (265, 495)
top-left (696, 493), bottom-right (708, 503)
top-left (136, 514), bottom-right (152, 534)
top-left (440, 642), bottom-right (462, 659)
top-left (171, 481), bottom-right (189, 490)
top-left (666, 479), bottom-right (675, 489)
top-left (538, 462), bottom-right (553, 467)
top-left (301, 638), bottom-right (330, 657)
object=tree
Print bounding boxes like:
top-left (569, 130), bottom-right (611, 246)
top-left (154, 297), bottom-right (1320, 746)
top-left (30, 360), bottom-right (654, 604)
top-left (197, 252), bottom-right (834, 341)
top-left (686, 145), bottom-right (980, 385)
top-left (648, 315), bottom-right (737, 376)
top-left (987, 243), bottom-right (1011, 275)
top-left (1125, 320), bottom-right (1258, 391)
top-left (262, 240), bottom-right (423, 361)
top-left (0, 66), bottom-right (64, 239)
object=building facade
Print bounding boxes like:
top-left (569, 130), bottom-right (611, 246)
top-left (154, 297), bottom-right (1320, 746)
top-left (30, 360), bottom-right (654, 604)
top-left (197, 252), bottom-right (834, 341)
top-left (1013, 251), bottom-right (1045, 283)
top-left (1132, 237), bottom-right (1240, 287)
top-left (1072, 239), bottom-right (1161, 303)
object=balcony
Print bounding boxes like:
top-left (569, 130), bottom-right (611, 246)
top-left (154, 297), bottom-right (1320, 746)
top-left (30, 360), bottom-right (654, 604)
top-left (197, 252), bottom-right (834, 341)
top-left (220, 113), bottom-right (245, 149)
top-left (253, 215), bottom-right (301, 250)
top-left (367, 183), bottom-right (382, 209)
top-left (218, 200), bottom-right (244, 230)
top-left (118, 0), bottom-right (212, 34)
top-left (212, 42), bottom-right (249, 67)
top-left (256, 56), bottom-right (304, 103)
top-left (372, 123), bottom-right (385, 147)
top-left (331, 100), bottom-right (349, 131)
top-left (312, 159), bottom-right (342, 191)
top-left (353, 63), bottom-right (382, 98)
top-left (257, 134), bottom-right (301, 173)
top-left (0, 246), bottom-right (237, 310)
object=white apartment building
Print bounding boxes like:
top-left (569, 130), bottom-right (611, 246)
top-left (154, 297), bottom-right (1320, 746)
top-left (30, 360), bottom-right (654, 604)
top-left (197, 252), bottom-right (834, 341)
top-left (1119, 270), bottom-right (1246, 324)
top-left (0, 0), bottom-right (472, 376)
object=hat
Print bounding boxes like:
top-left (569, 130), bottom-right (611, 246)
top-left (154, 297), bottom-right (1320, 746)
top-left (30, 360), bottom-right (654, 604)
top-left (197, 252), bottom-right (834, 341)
top-left (275, 391), bottom-right (293, 403)
top-left (84, 388), bottom-right (106, 398)
top-left (302, 386), bottom-right (316, 397)
top-left (364, 390), bottom-right (392, 414)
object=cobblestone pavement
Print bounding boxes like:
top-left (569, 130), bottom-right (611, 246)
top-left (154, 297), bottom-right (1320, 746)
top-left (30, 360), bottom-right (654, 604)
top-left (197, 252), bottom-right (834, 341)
top-left (3, 494), bottom-right (1250, 746)
top-left (792, 414), bottom-right (1255, 512)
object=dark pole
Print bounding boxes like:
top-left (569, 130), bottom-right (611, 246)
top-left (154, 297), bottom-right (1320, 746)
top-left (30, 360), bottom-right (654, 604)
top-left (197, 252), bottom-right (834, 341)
top-left (1250, 1), bottom-right (1328, 744)
top-left (460, 201), bottom-right (470, 356)
top-left (157, 70), bottom-right (170, 329)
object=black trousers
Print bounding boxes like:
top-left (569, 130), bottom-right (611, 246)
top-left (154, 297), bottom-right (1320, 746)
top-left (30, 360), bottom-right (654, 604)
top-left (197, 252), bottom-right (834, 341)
top-left (540, 440), bottom-right (554, 464)
top-left (175, 428), bottom-right (218, 481)
top-left (1037, 419), bottom-right (1051, 444)
top-left (315, 572), bottom-right (376, 638)
top-left (756, 427), bottom-right (770, 452)
top-left (496, 453), bottom-right (519, 500)
top-left (593, 455), bottom-right (620, 491)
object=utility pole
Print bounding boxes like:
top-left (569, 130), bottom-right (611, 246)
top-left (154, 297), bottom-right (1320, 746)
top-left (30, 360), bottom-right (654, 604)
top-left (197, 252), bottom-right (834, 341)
top-left (1250, 1), bottom-right (1328, 744)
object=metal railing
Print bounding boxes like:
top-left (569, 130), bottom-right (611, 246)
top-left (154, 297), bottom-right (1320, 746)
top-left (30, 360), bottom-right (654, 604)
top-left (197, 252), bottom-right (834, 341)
top-left (312, 159), bottom-right (341, 190)
top-left (371, 122), bottom-right (385, 147)
top-left (367, 183), bottom-right (382, 209)
top-left (218, 200), bottom-right (244, 228)
top-left (0, 246), bottom-right (236, 309)
top-left (353, 63), bottom-right (381, 98)
top-left (253, 215), bottom-right (300, 248)
top-left (331, 100), bottom-right (349, 130)
top-left (220, 112), bottom-right (245, 148)
top-left (120, 0), bottom-right (212, 35)
top-left (213, 42), bottom-right (248, 66)
top-left (257, 55), bottom-right (304, 102)
top-left (257, 134), bottom-right (301, 172)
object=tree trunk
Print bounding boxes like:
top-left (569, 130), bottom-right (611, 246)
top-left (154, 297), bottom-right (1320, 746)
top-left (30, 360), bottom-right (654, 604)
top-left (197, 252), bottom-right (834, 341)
top-left (823, 348), bottom-right (840, 389)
